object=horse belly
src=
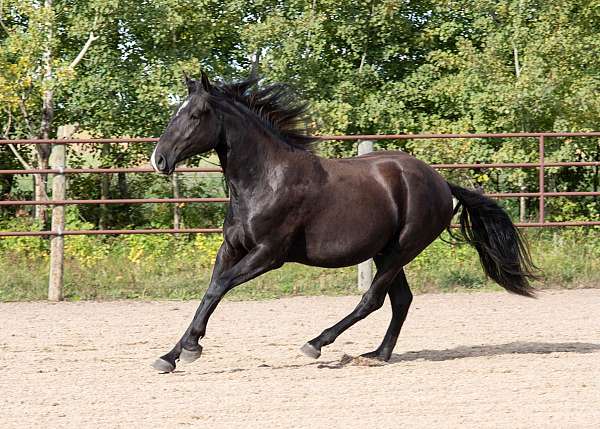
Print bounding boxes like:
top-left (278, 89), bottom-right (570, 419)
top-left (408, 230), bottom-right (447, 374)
top-left (289, 200), bottom-right (397, 268)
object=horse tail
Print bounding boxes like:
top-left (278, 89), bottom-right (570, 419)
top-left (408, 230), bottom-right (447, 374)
top-left (448, 183), bottom-right (538, 297)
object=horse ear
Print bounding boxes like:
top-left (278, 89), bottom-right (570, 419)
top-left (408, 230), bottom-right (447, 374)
top-left (183, 71), bottom-right (196, 94)
top-left (200, 70), bottom-right (211, 92)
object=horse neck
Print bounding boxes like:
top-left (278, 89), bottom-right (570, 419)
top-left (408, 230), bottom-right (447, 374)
top-left (215, 108), bottom-right (308, 193)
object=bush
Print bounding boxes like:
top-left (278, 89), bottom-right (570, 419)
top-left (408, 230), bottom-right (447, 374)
top-left (0, 226), bottom-right (598, 301)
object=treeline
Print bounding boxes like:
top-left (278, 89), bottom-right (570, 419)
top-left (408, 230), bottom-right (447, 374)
top-left (1, 0), bottom-right (599, 231)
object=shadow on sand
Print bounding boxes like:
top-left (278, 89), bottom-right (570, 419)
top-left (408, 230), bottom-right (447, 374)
top-left (166, 341), bottom-right (600, 374)
top-left (313, 341), bottom-right (600, 369)
top-left (387, 341), bottom-right (600, 364)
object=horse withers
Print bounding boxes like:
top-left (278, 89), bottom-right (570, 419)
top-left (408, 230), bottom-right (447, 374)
top-left (149, 72), bottom-right (537, 372)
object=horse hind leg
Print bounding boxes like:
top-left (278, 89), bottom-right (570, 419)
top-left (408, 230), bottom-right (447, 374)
top-left (300, 250), bottom-right (404, 359)
top-left (361, 268), bottom-right (412, 362)
top-left (357, 212), bottom-right (443, 361)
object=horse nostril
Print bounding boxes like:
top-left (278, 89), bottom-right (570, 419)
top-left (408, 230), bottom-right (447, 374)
top-left (151, 145), bottom-right (173, 174)
top-left (156, 154), bottom-right (167, 171)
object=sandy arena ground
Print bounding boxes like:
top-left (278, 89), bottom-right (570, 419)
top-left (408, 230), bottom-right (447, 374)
top-left (1, 289), bottom-right (599, 428)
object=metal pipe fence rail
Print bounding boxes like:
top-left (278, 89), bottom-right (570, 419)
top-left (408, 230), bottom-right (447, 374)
top-left (1, 131), bottom-right (600, 298)
top-left (1, 132), bottom-right (600, 237)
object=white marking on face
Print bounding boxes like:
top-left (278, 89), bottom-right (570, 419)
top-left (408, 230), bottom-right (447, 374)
top-left (151, 146), bottom-right (159, 172)
top-left (176, 99), bottom-right (190, 117)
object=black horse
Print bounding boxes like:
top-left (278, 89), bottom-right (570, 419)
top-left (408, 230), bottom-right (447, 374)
top-left (150, 72), bottom-right (537, 372)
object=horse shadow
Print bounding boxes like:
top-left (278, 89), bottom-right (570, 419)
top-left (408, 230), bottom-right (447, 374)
top-left (312, 341), bottom-right (600, 369)
top-left (167, 341), bottom-right (600, 375)
top-left (386, 341), bottom-right (600, 364)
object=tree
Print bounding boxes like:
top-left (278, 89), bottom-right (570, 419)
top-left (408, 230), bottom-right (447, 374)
top-left (242, 0), bottom-right (432, 156)
top-left (1, 0), bottom-right (247, 227)
top-left (2, 0), bottom-right (598, 227)
top-left (0, 0), bottom-right (101, 222)
top-left (397, 0), bottom-right (600, 219)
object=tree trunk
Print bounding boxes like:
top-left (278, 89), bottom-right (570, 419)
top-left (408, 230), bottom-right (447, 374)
top-left (519, 183), bottom-right (527, 222)
top-left (0, 174), bottom-right (13, 198)
top-left (34, 0), bottom-right (54, 225)
top-left (117, 172), bottom-right (128, 196)
top-left (358, 1), bottom-right (375, 73)
top-left (594, 141), bottom-right (599, 193)
top-left (99, 145), bottom-right (111, 229)
top-left (33, 148), bottom-right (51, 224)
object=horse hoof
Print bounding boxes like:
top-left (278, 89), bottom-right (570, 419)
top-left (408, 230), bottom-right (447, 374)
top-left (300, 342), bottom-right (321, 359)
top-left (180, 346), bottom-right (203, 363)
top-left (360, 351), bottom-right (390, 362)
top-left (152, 358), bottom-right (175, 373)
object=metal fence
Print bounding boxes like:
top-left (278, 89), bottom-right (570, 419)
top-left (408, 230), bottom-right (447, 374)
top-left (1, 131), bottom-right (599, 299)
top-left (1, 131), bottom-right (599, 237)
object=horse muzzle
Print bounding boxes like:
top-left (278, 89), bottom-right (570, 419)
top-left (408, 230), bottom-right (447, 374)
top-left (151, 146), bottom-right (175, 175)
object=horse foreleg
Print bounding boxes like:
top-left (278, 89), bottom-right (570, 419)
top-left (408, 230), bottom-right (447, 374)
top-left (152, 243), bottom-right (280, 372)
top-left (152, 242), bottom-right (241, 372)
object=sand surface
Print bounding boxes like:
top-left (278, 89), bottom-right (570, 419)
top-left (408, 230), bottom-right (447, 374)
top-left (1, 289), bottom-right (599, 428)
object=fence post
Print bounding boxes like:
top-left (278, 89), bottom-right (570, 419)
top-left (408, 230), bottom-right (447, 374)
top-left (48, 125), bottom-right (70, 301)
top-left (172, 171), bottom-right (181, 230)
top-left (519, 183), bottom-right (527, 222)
top-left (357, 140), bottom-right (374, 292)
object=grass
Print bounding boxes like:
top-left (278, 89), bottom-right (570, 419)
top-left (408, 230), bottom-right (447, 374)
top-left (0, 229), bottom-right (598, 302)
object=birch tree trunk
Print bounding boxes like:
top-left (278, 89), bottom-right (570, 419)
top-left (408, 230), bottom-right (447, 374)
top-left (34, 0), bottom-right (55, 224)
top-left (99, 144), bottom-right (111, 230)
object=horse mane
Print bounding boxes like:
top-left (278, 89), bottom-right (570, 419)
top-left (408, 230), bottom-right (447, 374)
top-left (213, 77), bottom-right (318, 151)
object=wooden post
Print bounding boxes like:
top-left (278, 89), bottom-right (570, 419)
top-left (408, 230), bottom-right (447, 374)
top-left (172, 171), bottom-right (181, 230)
top-left (48, 125), bottom-right (71, 301)
top-left (357, 140), bottom-right (374, 292)
top-left (519, 183), bottom-right (527, 223)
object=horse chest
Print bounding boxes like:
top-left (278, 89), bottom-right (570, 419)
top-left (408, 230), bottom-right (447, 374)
top-left (227, 194), bottom-right (300, 246)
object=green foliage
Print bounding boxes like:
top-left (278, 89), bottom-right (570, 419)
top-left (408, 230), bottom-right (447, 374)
top-left (0, 216), bottom-right (47, 258)
top-left (2, 0), bottom-right (599, 228)
top-left (1, 0), bottom-right (599, 300)
top-left (1, 228), bottom-right (598, 301)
